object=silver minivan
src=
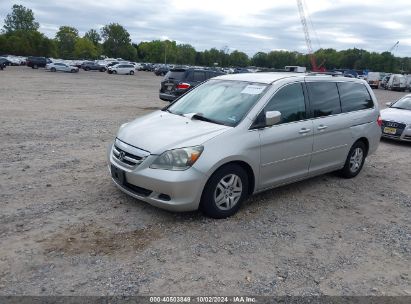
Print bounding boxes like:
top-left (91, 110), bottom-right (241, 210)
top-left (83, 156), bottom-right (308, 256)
top-left (108, 73), bottom-right (381, 218)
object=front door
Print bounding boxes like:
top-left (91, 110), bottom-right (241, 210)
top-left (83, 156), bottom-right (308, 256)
top-left (256, 82), bottom-right (314, 190)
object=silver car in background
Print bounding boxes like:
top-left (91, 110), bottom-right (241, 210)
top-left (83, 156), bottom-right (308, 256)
top-left (46, 62), bottom-right (79, 73)
top-left (108, 73), bottom-right (381, 218)
top-left (381, 94), bottom-right (411, 141)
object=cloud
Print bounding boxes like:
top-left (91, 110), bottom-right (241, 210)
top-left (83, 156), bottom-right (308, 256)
top-left (0, 0), bottom-right (410, 56)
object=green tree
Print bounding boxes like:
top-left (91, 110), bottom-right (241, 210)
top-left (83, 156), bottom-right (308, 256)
top-left (176, 44), bottom-right (196, 65)
top-left (74, 37), bottom-right (99, 59)
top-left (55, 26), bottom-right (79, 59)
top-left (251, 52), bottom-right (269, 67)
top-left (84, 29), bottom-right (101, 46)
top-left (101, 23), bottom-right (135, 59)
top-left (228, 50), bottom-right (249, 67)
top-left (0, 30), bottom-right (56, 57)
top-left (3, 4), bottom-right (39, 33)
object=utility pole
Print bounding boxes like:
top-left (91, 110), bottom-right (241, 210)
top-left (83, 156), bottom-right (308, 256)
top-left (164, 43), bottom-right (167, 65)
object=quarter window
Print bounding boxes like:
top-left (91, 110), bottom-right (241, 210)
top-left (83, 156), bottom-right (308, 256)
top-left (338, 82), bottom-right (373, 112)
top-left (193, 71), bottom-right (206, 82)
top-left (306, 82), bottom-right (341, 117)
top-left (256, 83), bottom-right (306, 126)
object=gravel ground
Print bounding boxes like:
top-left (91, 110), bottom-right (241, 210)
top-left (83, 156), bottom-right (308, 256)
top-left (0, 66), bottom-right (410, 296)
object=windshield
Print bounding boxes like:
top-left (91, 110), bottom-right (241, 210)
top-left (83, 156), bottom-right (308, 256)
top-left (391, 96), bottom-right (411, 110)
top-left (167, 80), bottom-right (268, 126)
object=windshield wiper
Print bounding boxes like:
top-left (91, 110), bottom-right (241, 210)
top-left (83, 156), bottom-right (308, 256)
top-left (391, 107), bottom-right (410, 110)
top-left (190, 113), bottom-right (226, 126)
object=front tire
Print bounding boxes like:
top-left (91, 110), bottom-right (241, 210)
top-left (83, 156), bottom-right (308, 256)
top-left (339, 141), bottom-right (366, 178)
top-left (130, 70), bottom-right (134, 75)
top-left (201, 164), bottom-right (248, 219)
top-left (50, 67), bottom-right (56, 72)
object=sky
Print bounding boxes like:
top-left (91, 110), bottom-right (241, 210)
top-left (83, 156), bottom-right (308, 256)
top-left (1, 0), bottom-right (410, 57)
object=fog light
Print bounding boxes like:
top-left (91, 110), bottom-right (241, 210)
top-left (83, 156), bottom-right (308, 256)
top-left (158, 194), bottom-right (171, 201)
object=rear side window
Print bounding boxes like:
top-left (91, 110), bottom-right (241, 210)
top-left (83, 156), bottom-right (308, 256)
top-left (306, 82), bottom-right (341, 118)
top-left (193, 71), bottom-right (206, 82)
top-left (338, 82), bottom-right (373, 112)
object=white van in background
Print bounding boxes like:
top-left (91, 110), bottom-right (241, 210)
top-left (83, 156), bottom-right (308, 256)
top-left (367, 72), bottom-right (381, 89)
top-left (387, 74), bottom-right (407, 91)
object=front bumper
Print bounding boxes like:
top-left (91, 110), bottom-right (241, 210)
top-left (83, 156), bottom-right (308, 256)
top-left (107, 143), bottom-right (207, 212)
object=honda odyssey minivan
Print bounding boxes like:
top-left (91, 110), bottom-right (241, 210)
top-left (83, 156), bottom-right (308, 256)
top-left (108, 73), bottom-right (381, 218)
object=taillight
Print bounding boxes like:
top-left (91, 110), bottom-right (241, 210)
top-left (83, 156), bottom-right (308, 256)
top-left (176, 83), bottom-right (191, 90)
top-left (377, 115), bottom-right (382, 127)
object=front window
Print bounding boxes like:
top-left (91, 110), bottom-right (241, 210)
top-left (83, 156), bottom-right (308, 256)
top-left (391, 96), bottom-right (411, 111)
top-left (167, 80), bottom-right (268, 126)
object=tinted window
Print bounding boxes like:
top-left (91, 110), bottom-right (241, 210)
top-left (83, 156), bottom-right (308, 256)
top-left (306, 82), bottom-right (341, 117)
top-left (264, 83), bottom-right (306, 124)
top-left (165, 70), bottom-right (186, 80)
top-left (338, 82), bottom-right (373, 112)
top-left (193, 71), bottom-right (206, 82)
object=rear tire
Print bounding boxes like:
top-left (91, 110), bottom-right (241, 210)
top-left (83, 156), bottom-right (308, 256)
top-left (33, 64), bottom-right (38, 69)
top-left (339, 141), bottom-right (366, 178)
top-left (50, 67), bottom-right (56, 72)
top-left (201, 164), bottom-right (248, 219)
top-left (85, 67), bottom-right (90, 71)
top-left (113, 70), bottom-right (117, 74)
top-left (130, 70), bottom-right (134, 75)
top-left (100, 68), bottom-right (106, 72)
top-left (71, 69), bottom-right (76, 73)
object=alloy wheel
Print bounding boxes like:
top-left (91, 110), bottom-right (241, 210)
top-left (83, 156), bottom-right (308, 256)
top-left (349, 147), bottom-right (363, 173)
top-left (214, 174), bottom-right (243, 211)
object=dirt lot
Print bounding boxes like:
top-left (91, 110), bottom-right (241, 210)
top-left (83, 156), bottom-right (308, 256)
top-left (0, 66), bottom-right (410, 296)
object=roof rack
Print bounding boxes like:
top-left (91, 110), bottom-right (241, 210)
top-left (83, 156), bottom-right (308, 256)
top-left (306, 72), bottom-right (343, 77)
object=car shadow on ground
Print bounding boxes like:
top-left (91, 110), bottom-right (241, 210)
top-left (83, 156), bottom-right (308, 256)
top-left (381, 137), bottom-right (411, 147)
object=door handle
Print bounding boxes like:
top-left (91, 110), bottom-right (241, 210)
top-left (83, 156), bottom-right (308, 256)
top-left (299, 128), bottom-right (311, 134)
top-left (317, 125), bottom-right (328, 130)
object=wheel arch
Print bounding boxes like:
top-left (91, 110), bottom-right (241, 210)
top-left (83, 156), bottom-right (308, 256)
top-left (354, 137), bottom-right (369, 156)
top-left (204, 160), bottom-right (256, 197)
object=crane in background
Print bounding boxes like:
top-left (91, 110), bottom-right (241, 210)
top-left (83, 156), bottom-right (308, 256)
top-left (388, 41), bottom-right (399, 54)
top-left (296, 0), bottom-right (325, 72)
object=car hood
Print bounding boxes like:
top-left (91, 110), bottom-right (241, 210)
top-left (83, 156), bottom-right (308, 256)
top-left (116, 111), bottom-right (232, 154)
top-left (381, 108), bottom-right (411, 124)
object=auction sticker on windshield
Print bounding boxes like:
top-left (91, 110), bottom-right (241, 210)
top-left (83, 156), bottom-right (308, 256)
top-left (240, 84), bottom-right (266, 95)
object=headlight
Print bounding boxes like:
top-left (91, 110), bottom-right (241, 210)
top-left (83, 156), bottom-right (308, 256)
top-left (150, 146), bottom-right (204, 171)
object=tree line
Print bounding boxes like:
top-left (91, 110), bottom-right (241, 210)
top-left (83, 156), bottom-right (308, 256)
top-left (1, 4), bottom-right (410, 72)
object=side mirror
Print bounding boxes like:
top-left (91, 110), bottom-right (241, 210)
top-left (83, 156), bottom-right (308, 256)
top-left (265, 111), bottom-right (281, 126)
top-left (385, 102), bottom-right (392, 107)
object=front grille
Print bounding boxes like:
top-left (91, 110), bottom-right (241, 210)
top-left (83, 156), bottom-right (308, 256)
top-left (113, 145), bottom-right (144, 167)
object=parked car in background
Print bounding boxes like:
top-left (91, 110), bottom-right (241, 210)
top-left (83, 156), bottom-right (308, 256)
top-left (380, 94), bottom-right (411, 141)
top-left (46, 62), bottom-right (79, 73)
top-left (107, 64), bottom-right (135, 75)
top-left (81, 61), bottom-right (107, 72)
top-left (0, 57), bottom-right (11, 68)
top-left (154, 65), bottom-right (170, 76)
top-left (140, 63), bottom-right (154, 71)
top-left (27, 56), bottom-right (49, 69)
top-left (406, 75), bottom-right (411, 92)
top-left (380, 75), bottom-right (391, 89)
top-left (367, 72), bottom-right (381, 89)
top-left (159, 68), bottom-right (224, 101)
top-left (0, 61), bottom-right (5, 70)
top-left (387, 74), bottom-right (406, 91)
top-left (109, 73), bottom-right (381, 218)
